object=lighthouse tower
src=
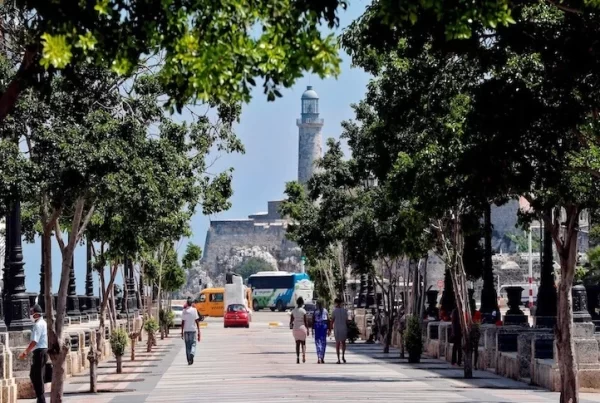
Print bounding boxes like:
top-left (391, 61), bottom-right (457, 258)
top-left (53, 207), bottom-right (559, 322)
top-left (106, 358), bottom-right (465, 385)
top-left (296, 86), bottom-right (323, 185)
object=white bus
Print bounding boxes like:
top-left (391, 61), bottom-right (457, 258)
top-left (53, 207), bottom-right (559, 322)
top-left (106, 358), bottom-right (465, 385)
top-left (247, 271), bottom-right (314, 312)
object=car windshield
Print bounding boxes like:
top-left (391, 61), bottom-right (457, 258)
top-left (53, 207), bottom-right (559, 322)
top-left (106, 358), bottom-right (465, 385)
top-left (227, 304), bottom-right (246, 312)
top-left (171, 306), bottom-right (183, 312)
top-left (304, 304), bottom-right (316, 311)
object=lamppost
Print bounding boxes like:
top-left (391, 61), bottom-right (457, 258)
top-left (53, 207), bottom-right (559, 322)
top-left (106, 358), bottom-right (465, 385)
top-left (3, 214), bottom-right (11, 326)
top-left (120, 257), bottom-right (129, 316)
top-left (0, 220), bottom-right (8, 332)
top-left (84, 239), bottom-right (96, 314)
top-left (480, 204), bottom-right (498, 319)
top-left (39, 238), bottom-right (45, 313)
top-left (127, 258), bottom-right (137, 315)
top-left (6, 201), bottom-right (33, 330)
top-left (66, 233), bottom-right (81, 317)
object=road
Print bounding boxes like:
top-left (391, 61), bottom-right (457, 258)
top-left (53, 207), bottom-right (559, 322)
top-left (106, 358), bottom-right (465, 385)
top-left (26, 311), bottom-right (600, 402)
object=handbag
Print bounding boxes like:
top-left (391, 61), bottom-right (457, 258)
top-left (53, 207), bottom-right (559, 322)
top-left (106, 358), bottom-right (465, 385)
top-left (43, 362), bottom-right (52, 383)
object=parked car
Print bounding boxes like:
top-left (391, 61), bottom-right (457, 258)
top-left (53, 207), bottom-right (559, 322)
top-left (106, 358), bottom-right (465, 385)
top-left (171, 304), bottom-right (184, 327)
top-left (224, 304), bottom-right (250, 328)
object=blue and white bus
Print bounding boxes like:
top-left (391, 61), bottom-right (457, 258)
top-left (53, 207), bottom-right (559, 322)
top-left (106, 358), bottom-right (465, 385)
top-left (247, 271), bottom-right (314, 312)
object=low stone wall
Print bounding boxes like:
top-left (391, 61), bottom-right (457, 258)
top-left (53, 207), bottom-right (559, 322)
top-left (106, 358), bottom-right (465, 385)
top-left (420, 320), bottom-right (600, 393)
top-left (15, 317), bottom-right (131, 400)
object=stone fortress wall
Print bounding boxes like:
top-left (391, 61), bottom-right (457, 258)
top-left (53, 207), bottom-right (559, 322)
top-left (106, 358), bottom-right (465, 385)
top-left (200, 200), bottom-right (302, 283)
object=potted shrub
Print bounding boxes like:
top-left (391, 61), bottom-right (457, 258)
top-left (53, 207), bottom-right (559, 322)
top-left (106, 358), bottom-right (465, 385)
top-left (144, 317), bottom-right (159, 352)
top-left (347, 319), bottom-right (360, 344)
top-left (159, 309), bottom-right (174, 339)
top-left (110, 328), bottom-right (129, 374)
top-left (404, 316), bottom-right (423, 363)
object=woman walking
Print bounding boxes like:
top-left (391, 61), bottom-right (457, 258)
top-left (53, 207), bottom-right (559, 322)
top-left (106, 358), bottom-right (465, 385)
top-left (312, 300), bottom-right (329, 364)
top-left (290, 297), bottom-right (309, 364)
top-left (331, 298), bottom-right (348, 364)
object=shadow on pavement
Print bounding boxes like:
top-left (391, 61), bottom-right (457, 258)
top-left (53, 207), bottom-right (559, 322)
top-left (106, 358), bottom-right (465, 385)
top-left (343, 341), bottom-right (552, 392)
top-left (241, 351), bottom-right (292, 355)
top-left (255, 374), bottom-right (412, 383)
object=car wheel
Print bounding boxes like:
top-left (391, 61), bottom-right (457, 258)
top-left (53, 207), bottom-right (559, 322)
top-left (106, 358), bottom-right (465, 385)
top-left (224, 324), bottom-right (228, 328)
top-left (253, 299), bottom-right (260, 312)
top-left (276, 300), bottom-right (285, 312)
top-left (245, 324), bottom-right (250, 328)
top-left (270, 307), bottom-right (276, 312)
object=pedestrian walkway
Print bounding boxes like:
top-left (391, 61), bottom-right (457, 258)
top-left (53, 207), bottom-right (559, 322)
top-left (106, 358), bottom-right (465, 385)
top-left (22, 336), bottom-right (181, 403)
top-left (21, 313), bottom-right (600, 402)
top-left (142, 314), bottom-right (600, 403)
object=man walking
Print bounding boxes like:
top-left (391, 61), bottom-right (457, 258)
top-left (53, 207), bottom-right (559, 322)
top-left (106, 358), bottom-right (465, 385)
top-left (19, 305), bottom-right (48, 403)
top-left (181, 297), bottom-right (200, 365)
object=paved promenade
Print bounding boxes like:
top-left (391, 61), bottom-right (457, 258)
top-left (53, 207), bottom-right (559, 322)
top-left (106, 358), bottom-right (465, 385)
top-left (23, 312), bottom-right (600, 402)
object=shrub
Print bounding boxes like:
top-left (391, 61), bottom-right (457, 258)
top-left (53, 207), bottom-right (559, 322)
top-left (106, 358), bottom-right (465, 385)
top-left (144, 317), bottom-right (159, 333)
top-left (404, 316), bottom-right (423, 361)
top-left (347, 319), bottom-right (360, 343)
top-left (159, 309), bottom-right (174, 328)
top-left (110, 328), bottom-right (129, 357)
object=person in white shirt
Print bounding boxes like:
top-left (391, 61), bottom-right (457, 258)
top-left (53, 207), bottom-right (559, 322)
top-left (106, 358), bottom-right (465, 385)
top-left (181, 297), bottom-right (200, 365)
top-left (19, 304), bottom-right (48, 403)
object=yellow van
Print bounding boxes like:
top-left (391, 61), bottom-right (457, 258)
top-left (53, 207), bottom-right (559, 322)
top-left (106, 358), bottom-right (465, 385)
top-left (193, 287), bottom-right (253, 319)
top-left (194, 288), bottom-right (225, 318)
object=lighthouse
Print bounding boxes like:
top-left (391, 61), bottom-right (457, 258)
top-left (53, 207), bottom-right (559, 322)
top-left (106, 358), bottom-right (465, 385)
top-left (296, 86), bottom-right (324, 185)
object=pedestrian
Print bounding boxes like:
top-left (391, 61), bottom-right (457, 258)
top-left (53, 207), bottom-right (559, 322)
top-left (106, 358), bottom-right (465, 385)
top-left (331, 297), bottom-right (348, 364)
top-left (181, 297), bottom-right (200, 365)
top-left (19, 304), bottom-right (48, 403)
top-left (290, 296), bottom-right (309, 364)
top-left (312, 299), bottom-right (329, 364)
top-left (450, 307), bottom-right (462, 366)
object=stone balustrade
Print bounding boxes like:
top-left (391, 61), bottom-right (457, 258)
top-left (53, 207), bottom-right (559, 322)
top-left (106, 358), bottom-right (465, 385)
top-left (9, 313), bottom-right (140, 401)
top-left (417, 318), bottom-right (600, 393)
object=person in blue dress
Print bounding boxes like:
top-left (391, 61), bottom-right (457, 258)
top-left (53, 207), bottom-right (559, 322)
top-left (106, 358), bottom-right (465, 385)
top-left (312, 300), bottom-right (330, 363)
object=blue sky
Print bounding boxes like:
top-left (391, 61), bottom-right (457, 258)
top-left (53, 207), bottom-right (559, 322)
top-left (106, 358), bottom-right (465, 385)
top-left (21, 0), bottom-right (371, 294)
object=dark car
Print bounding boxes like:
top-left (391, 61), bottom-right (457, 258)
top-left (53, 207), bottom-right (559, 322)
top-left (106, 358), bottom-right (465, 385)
top-left (304, 303), bottom-right (316, 328)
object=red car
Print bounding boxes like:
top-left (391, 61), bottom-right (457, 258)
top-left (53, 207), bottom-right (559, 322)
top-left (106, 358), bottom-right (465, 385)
top-left (224, 304), bottom-right (250, 328)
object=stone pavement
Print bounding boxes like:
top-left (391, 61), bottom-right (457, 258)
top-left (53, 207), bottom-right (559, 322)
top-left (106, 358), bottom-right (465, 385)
top-left (20, 313), bottom-right (600, 402)
top-left (21, 335), bottom-right (180, 403)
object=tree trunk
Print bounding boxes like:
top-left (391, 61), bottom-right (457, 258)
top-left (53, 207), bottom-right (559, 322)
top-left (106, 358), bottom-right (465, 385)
top-left (87, 328), bottom-right (100, 394)
top-left (88, 345), bottom-right (97, 393)
top-left (463, 338), bottom-right (473, 378)
top-left (383, 313), bottom-right (393, 353)
top-left (130, 335), bottom-right (136, 361)
top-left (116, 355), bottom-right (123, 374)
top-left (556, 231), bottom-right (579, 403)
top-left (50, 245), bottom-right (78, 402)
top-left (147, 332), bottom-right (153, 352)
top-left (49, 349), bottom-right (68, 403)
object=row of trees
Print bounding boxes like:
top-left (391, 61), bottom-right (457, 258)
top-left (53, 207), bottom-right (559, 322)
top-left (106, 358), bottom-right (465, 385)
top-left (0, 0), bottom-right (351, 401)
top-left (282, 2), bottom-right (600, 403)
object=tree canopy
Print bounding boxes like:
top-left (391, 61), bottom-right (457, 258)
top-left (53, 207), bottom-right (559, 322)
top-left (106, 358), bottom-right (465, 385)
top-left (0, 0), bottom-right (348, 121)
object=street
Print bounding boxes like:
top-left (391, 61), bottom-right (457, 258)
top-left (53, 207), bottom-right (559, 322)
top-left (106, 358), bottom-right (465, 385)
top-left (25, 311), bottom-right (600, 402)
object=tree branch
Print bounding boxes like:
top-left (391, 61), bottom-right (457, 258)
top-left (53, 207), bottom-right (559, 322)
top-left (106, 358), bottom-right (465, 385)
top-left (77, 203), bottom-right (96, 241)
top-left (568, 166), bottom-right (600, 179)
top-left (44, 206), bottom-right (62, 235)
top-left (0, 43), bottom-right (40, 124)
top-left (69, 197), bottom-right (86, 249)
top-left (545, 0), bottom-right (583, 14)
top-left (54, 218), bottom-right (65, 252)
